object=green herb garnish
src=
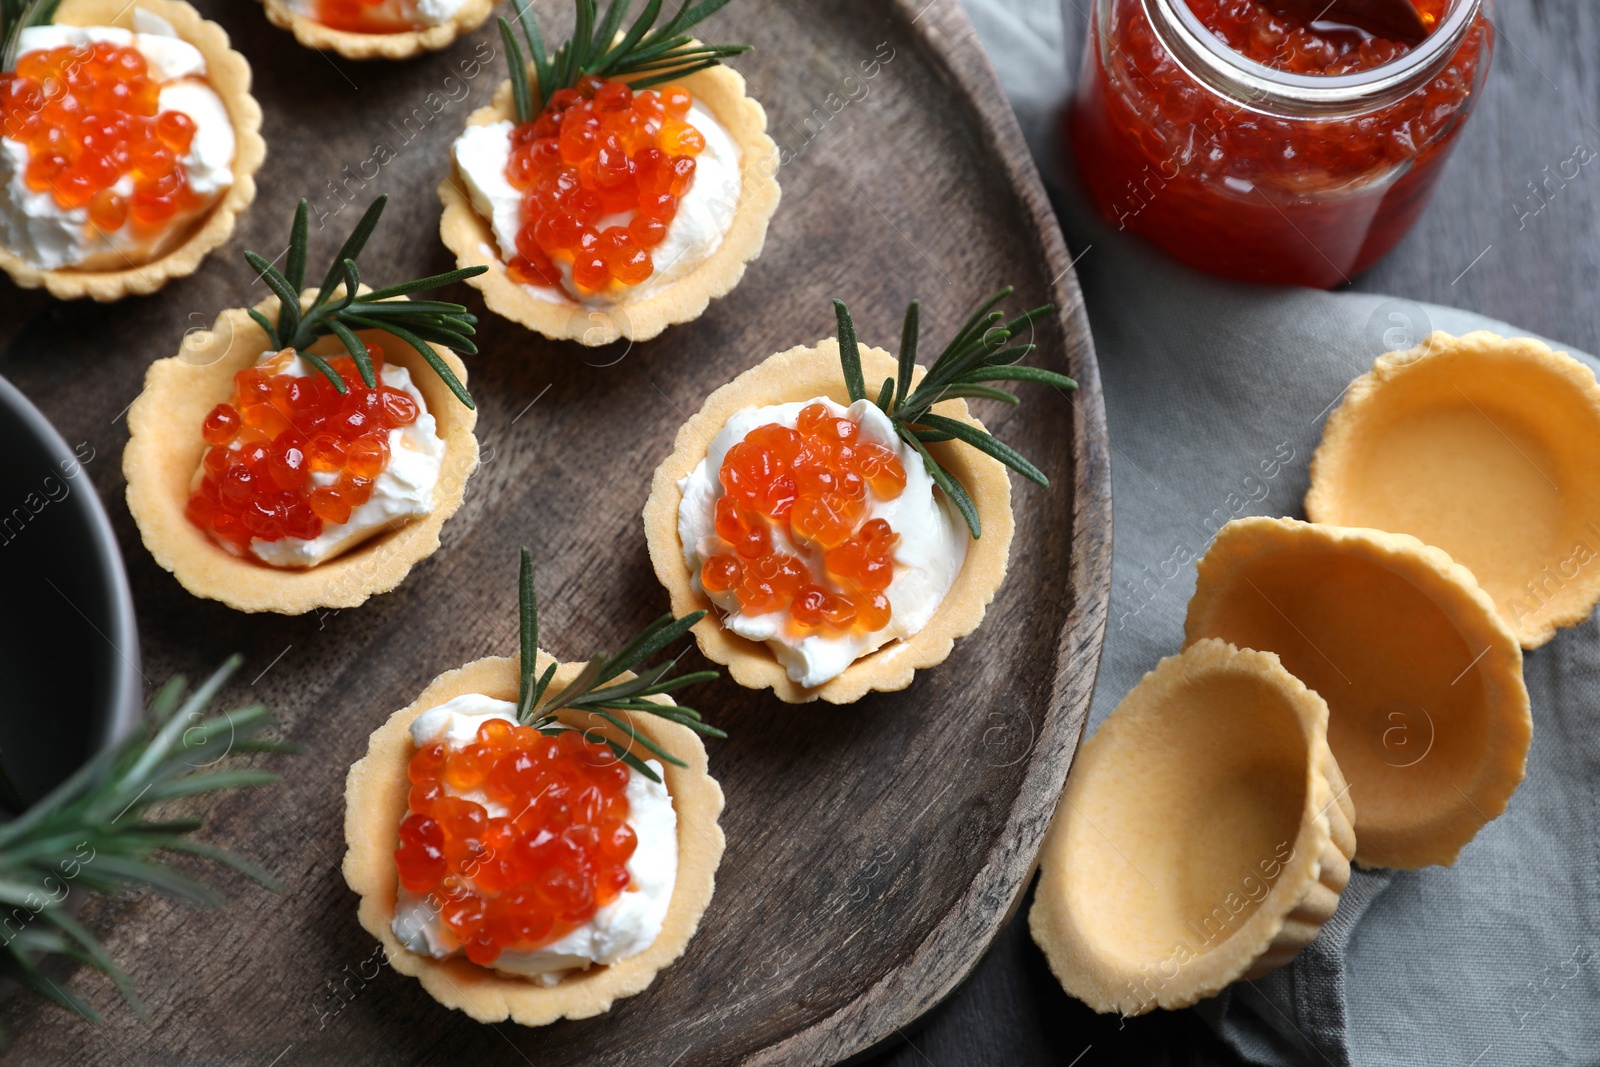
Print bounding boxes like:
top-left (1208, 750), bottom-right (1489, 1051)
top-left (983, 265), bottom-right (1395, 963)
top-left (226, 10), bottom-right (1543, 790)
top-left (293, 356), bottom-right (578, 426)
top-left (0, 0), bottom-right (59, 72)
top-left (512, 548), bottom-right (723, 782)
top-left (245, 195), bottom-right (486, 409)
top-left (498, 0), bottom-right (751, 125)
top-left (832, 287), bottom-right (1078, 538)
top-left (0, 657), bottom-right (292, 1040)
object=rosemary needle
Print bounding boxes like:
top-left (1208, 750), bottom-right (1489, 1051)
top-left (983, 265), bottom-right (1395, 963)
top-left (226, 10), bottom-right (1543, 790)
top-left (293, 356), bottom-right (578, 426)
top-left (498, 0), bottom-right (751, 125)
top-left (512, 547), bottom-right (724, 783)
top-left (831, 288), bottom-right (1078, 538)
top-left (247, 195), bottom-right (487, 409)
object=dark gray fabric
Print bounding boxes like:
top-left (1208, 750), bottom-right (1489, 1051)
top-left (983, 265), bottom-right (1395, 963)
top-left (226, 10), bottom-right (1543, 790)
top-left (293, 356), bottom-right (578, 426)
top-left (960, 1), bottom-right (1600, 1063)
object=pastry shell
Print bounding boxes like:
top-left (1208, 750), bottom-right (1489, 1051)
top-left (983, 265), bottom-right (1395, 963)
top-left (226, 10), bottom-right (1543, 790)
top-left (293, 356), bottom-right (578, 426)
top-left (1029, 639), bottom-right (1355, 1015)
top-left (0, 0), bottom-right (264, 302)
top-left (342, 652), bottom-right (726, 1026)
top-left (123, 288), bottom-right (479, 614)
top-left (642, 340), bottom-right (1013, 704)
top-left (1306, 330), bottom-right (1600, 649)
top-left (259, 0), bottom-right (495, 61)
top-left (437, 60), bottom-right (780, 345)
top-left (1184, 517), bottom-right (1530, 870)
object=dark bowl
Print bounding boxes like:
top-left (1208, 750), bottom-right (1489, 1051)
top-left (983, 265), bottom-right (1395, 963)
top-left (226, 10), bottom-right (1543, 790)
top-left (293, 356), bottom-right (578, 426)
top-left (0, 374), bottom-right (141, 802)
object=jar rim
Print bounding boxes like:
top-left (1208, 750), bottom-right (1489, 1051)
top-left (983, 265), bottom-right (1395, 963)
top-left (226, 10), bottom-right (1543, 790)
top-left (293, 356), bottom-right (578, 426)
top-left (1144, 0), bottom-right (1484, 114)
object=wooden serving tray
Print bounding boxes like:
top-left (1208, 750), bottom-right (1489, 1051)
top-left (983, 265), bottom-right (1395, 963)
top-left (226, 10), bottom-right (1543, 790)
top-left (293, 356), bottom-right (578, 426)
top-left (0, 0), bottom-right (1109, 1062)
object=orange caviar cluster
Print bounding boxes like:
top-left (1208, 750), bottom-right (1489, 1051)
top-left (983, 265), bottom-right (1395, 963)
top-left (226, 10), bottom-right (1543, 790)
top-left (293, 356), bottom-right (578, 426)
top-left (504, 75), bottom-right (705, 294)
top-left (700, 403), bottom-right (907, 635)
top-left (394, 722), bottom-right (637, 965)
top-left (184, 347), bottom-right (419, 552)
top-left (313, 0), bottom-right (416, 33)
top-left (0, 42), bottom-right (203, 232)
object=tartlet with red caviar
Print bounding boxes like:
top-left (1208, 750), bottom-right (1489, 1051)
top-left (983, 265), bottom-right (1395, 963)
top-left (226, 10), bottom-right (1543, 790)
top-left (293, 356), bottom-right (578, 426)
top-left (124, 196), bottom-right (484, 614)
top-left (644, 289), bottom-right (1077, 703)
top-left (344, 550), bottom-right (726, 1024)
top-left (0, 0), bottom-right (263, 301)
top-left (258, 0), bottom-right (495, 61)
top-left (438, 0), bottom-right (779, 345)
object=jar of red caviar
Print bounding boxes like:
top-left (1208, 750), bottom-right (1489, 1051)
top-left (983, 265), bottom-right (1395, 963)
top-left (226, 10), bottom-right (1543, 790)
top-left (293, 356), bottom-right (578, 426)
top-left (1068, 0), bottom-right (1494, 287)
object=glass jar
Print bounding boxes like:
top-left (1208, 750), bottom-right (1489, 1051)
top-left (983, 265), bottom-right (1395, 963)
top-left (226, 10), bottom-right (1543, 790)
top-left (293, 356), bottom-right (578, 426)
top-left (1067, 0), bottom-right (1494, 287)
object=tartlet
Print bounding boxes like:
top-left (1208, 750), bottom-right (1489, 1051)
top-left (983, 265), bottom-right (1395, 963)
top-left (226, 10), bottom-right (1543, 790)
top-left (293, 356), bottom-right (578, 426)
top-left (124, 195), bottom-right (487, 614)
top-left (646, 340), bottom-right (1009, 703)
top-left (438, 1), bottom-right (780, 345)
top-left (0, 0), bottom-right (264, 301)
top-left (1185, 517), bottom-right (1531, 869)
top-left (1030, 639), bottom-right (1355, 1014)
top-left (344, 653), bottom-right (725, 1024)
top-left (1306, 330), bottom-right (1600, 649)
top-left (125, 290), bottom-right (478, 613)
top-left (644, 291), bottom-right (1075, 703)
top-left (259, 0), bottom-right (496, 61)
top-left (344, 552), bottom-right (726, 1024)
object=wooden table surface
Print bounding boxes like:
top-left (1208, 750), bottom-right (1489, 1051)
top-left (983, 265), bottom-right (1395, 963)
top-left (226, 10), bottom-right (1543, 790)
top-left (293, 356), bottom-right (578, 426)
top-left (865, 1), bottom-right (1599, 1064)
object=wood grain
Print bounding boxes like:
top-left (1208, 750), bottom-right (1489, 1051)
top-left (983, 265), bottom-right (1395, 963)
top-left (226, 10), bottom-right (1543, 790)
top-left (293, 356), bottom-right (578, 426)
top-left (0, 0), bottom-right (1110, 1063)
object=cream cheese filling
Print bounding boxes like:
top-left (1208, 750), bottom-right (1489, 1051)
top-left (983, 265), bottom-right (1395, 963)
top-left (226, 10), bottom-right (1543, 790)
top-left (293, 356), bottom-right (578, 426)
top-left (391, 694), bottom-right (678, 984)
top-left (677, 397), bottom-right (968, 688)
top-left (452, 98), bottom-right (741, 308)
top-left (0, 13), bottom-right (236, 271)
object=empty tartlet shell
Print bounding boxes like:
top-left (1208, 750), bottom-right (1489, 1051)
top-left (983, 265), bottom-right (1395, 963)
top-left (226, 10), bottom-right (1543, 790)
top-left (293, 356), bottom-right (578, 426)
top-left (437, 59), bottom-right (780, 345)
top-left (1029, 639), bottom-right (1355, 1015)
top-left (123, 288), bottom-right (479, 614)
top-left (258, 0), bottom-right (495, 60)
top-left (1306, 330), bottom-right (1600, 650)
top-left (642, 340), bottom-right (1013, 704)
top-left (342, 652), bottom-right (726, 1026)
top-left (1185, 517), bottom-right (1530, 870)
top-left (0, 0), bottom-right (264, 302)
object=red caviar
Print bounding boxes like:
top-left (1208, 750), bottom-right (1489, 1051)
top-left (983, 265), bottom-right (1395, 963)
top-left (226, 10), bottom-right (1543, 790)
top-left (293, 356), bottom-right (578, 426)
top-left (184, 346), bottom-right (420, 553)
top-left (313, 0), bottom-right (417, 33)
top-left (0, 41), bottom-right (205, 229)
top-left (1070, 0), bottom-right (1491, 286)
top-left (502, 75), bottom-right (704, 293)
top-left (394, 723), bottom-right (636, 964)
top-left (1190, 0), bottom-right (1451, 74)
top-left (700, 403), bottom-right (906, 635)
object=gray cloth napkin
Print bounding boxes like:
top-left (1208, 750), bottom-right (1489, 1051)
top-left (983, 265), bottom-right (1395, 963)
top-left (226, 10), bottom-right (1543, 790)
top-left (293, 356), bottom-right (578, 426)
top-left (958, 1), bottom-right (1600, 1064)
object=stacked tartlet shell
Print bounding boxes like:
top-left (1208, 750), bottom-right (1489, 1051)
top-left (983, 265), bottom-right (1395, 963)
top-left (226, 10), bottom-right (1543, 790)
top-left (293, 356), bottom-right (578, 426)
top-left (1306, 330), bottom-right (1600, 649)
top-left (1184, 518), bottom-right (1530, 870)
top-left (0, 0), bottom-right (265, 301)
top-left (342, 651), bottom-right (726, 1025)
top-left (642, 339), bottom-right (1012, 704)
top-left (259, 0), bottom-right (496, 60)
top-left (1032, 517), bottom-right (1532, 1013)
top-left (123, 288), bottom-right (479, 614)
top-left (438, 58), bottom-right (781, 345)
top-left (1030, 639), bottom-right (1355, 1014)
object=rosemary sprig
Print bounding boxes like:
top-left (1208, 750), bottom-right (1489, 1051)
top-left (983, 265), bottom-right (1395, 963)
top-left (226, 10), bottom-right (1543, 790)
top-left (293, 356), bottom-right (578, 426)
top-left (0, 657), bottom-right (292, 1040)
top-left (245, 196), bottom-right (487, 410)
top-left (832, 288), bottom-right (1078, 538)
top-left (499, 0), bottom-right (751, 125)
top-left (511, 548), bottom-right (724, 783)
top-left (0, 0), bottom-right (58, 72)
